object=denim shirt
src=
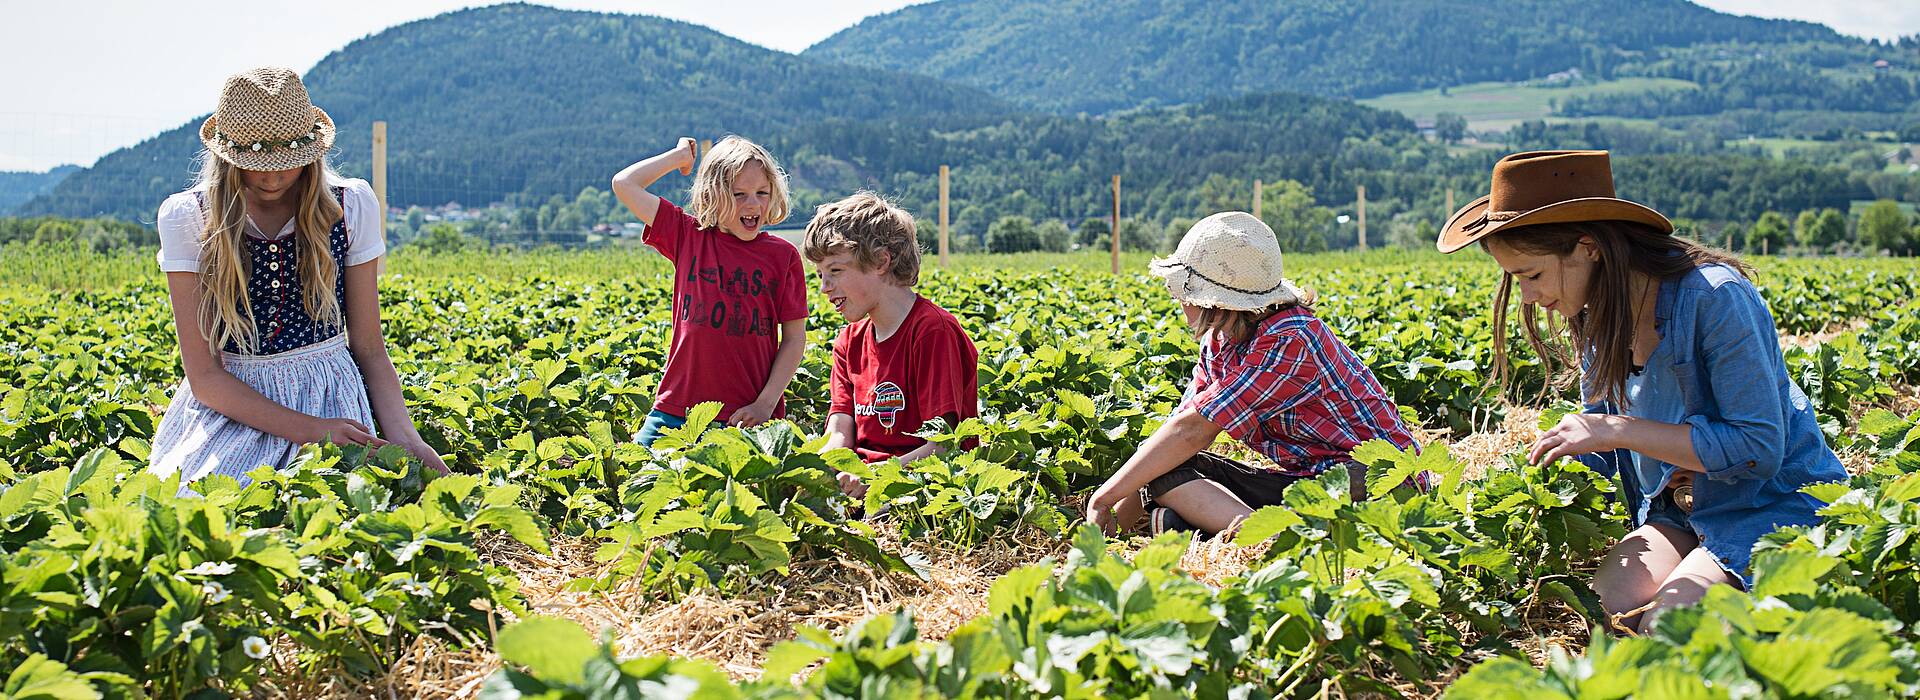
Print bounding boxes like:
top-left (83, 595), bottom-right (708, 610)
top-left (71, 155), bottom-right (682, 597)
top-left (1577, 263), bottom-right (1845, 582)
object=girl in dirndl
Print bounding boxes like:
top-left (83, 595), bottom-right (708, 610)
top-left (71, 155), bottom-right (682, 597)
top-left (147, 67), bottom-right (446, 495)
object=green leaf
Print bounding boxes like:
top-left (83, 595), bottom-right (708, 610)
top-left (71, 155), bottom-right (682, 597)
top-left (1057, 390), bottom-right (1097, 419)
top-left (1539, 578), bottom-right (1610, 627)
top-left (1, 470), bottom-right (64, 518)
top-left (66, 448), bottom-right (117, 495)
top-left (473, 507), bottom-right (552, 554)
top-left (494, 616), bottom-right (599, 685)
top-left (1800, 482), bottom-right (1853, 504)
top-left (1444, 657), bottom-right (1569, 700)
top-left (1751, 549), bottom-right (1840, 598)
top-left (761, 638), bottom-right (831, 682)
top-left (1232, 506), bottom-right (1304, 547)
top-left (1117, 620), bottom-right (1194, 677)
top-left (2, 653), bottom-right (103, 700)
top-left (1879, 472), bottom-right (1920, 503)
top-left (988, 564), bottom-right (1052, 615)
top-left (653, 402), bottom-right (723, 451)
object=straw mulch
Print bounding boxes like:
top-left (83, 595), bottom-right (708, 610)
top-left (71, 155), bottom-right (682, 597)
top-left (269, 377), bottom-right (1920, 698)
top-left (276, 523), bottom-right (1070, 698)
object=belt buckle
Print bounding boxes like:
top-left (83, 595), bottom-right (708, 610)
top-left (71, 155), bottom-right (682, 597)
top-left (1671, 483), bottom-right (1694, 513)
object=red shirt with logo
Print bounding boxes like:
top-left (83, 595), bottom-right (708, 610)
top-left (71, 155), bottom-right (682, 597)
top-left (645, 199), bottom-right (808, 418)
top-left (829, 296), bottom-right (980, 462)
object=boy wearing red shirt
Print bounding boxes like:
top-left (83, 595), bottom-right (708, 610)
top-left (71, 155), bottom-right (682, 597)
top-left (803, 192), bottom-right (979, 498)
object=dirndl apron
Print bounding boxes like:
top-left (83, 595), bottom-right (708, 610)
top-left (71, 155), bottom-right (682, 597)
top-left (148, 188), bottom-right (373, 495)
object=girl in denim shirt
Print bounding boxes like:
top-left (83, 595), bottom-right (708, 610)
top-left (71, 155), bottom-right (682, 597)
top-left (1438, 151), bottom-right (1846, 633)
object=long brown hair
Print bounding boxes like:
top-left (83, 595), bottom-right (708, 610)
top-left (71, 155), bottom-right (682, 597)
top-left (195, 155), bottom-right (345, 353)
top-left (1188, 290), bottom-right (1318, 346)
top-left (1485, 220), bottom-right (1750, 406)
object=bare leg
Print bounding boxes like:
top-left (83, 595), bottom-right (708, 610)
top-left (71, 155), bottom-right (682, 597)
top-left (1592, 523), bottom-right (1695, 633)
top-left (1157, 479), bottom-right (1256, 534)
top-left (1635, 546), bottom-right (1738, 634)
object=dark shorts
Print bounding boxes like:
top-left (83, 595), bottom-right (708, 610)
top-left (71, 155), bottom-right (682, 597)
top-left (1643, 486), bottom-right (1693, 533)
top-left (1142, 452), bottom-right (1369, 509)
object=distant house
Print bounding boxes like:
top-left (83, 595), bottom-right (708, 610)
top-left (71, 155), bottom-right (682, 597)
top-left (1874, 59), bottom-right (1892, 73)
top-left (1538, 67), bottom-right (1583, 86)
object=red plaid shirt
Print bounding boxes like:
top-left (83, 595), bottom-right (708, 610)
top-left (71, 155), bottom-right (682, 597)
top-left (1182, 307), bottom-right (1416, 476)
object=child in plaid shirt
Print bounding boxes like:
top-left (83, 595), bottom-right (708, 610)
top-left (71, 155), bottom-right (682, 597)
top-left (1086, 212), bottom-right (1417, 536)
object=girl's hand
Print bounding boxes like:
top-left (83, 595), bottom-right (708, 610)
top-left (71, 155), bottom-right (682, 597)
top-left (676, 137), bottom-right (697, 175)
top-left (1530, 413), bottom-right (1619, 465)
top-left (1085, 485), bottom-right (1123, 535)
top-left (837, 471), bottom-right (868, 499)
top-left (392, 436), bottom-right (451, 476)
top-left (728, 400), bottom-right (774, 428)
top-left (306, 417), bottom-right (387, 447)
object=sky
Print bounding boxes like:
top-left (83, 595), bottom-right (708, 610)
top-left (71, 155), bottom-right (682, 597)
top-left (1, 0), bottom-right (1915, 172)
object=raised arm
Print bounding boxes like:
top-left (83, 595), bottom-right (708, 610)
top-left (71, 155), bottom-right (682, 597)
top-left (611, 137), bottom-right (698, 225)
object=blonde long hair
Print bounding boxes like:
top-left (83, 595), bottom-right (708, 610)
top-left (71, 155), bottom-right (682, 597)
top-left (687, 136), bottom-right (790, 230)
top-left (192, 153), bottom-right (344, 354)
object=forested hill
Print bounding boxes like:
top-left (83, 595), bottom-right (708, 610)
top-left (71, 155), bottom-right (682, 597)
top-left (19, 2), bottom-right (1891, 235)
top-left (19, 3), bottom-right (1011, 221)
top-left (0, 166), bottom-right (77, 215)
top-left (805, 0), bottom-right (1847, 113)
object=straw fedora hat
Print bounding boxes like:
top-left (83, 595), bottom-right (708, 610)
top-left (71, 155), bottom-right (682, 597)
top-left (199, 67), bottom-right (335, 172)
top-left (1149, 211), bottom-right (1305, 311)
top-left (1437, 150), bottom-right (1671, 254)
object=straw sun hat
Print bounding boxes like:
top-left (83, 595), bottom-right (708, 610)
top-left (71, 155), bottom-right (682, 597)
top-left (1437, 150), bottom-right (1672, 253)
top-left (198, 67), bottom-right (335, 172)
top-left (1149, 211), bottom-right (1305, 311)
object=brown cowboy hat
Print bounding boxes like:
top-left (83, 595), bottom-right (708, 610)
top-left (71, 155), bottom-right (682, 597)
top-left (1436, 150), bottom-right (1671, 254)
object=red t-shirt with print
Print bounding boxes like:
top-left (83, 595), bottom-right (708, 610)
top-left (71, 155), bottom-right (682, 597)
top-left (645, 199), bottom-right (808, 418)
top-left (829, 296), bottom-right (980, 462)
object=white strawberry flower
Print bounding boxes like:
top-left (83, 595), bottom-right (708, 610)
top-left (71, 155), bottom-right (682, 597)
top-left (181, 561), bottom-right (236, 577)
top-left (396, 577), bottom-right (432, 598)
top-left (203, 581), bottom-right (230, 604)
top-left (242, 635), bottom-right (271, 659)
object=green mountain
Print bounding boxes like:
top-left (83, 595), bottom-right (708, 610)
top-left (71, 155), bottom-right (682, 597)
top-left (19, 2), bottom-right (1883, 237)
top-left (804, 0), bottom-right (1849, 114)
top-left (20, 3), bottom-right (1010, 221)
top-left (0, 166), bottom-right (77, 215)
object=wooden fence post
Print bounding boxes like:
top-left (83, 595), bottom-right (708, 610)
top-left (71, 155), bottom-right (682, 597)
top-left (938, 165), bottom-right (950, 268)
top-left (1356, 184), bottom-right (1368, 251)
top-left (1111, 175), bottom-right (1121, 274)
top-left (372, 120), bottom-right (387, 274)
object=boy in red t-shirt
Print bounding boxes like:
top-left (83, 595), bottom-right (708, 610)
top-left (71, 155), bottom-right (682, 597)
top-left (802, 192), bottom-right (980, 498)
top-left (612, 136), bottom-right (809, 444)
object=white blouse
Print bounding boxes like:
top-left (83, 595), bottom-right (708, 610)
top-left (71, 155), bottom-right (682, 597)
top-left (156, 177), bottom-right (386, 273)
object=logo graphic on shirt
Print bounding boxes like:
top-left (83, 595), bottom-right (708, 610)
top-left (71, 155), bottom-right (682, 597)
top-left (863, 382), bottom-right (906, 431)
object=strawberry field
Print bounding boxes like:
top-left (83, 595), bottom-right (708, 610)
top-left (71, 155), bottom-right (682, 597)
top-left (4, 243), bottom-right (1920, 698)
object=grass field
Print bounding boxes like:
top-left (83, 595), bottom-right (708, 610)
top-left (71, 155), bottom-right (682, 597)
top-left (5, 244), bottom-right (1920, 698)
top-left (1359, 77), bottom-right (1696, 132)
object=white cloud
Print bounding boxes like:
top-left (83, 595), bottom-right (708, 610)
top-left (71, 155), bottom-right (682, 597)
top-left (1692, 0), bottom-right (1920, 42)
top-left (1, 0), bottom-right (1913, 172)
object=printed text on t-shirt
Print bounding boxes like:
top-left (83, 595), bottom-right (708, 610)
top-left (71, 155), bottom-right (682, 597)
top-left (679, 253), bottom-right (778, 338)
